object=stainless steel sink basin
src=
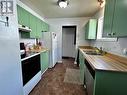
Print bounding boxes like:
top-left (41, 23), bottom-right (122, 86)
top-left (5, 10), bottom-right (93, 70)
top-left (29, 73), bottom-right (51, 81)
top-left (85, 52), bottom-right (102, 55)
top-left (83, 50), bottom-right (102, 55)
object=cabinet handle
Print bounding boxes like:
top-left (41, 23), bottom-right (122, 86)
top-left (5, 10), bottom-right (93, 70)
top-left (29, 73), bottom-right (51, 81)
top-left (111, 32), bottom-right (116, 36)
top-left (107, 33), bottom-right (111, 36)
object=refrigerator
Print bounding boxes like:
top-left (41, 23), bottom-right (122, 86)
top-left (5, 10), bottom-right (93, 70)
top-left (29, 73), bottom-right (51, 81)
top-left (0, 1), bottom-right (23, 95)
top-left (41, 32), bottom-right (58, 68)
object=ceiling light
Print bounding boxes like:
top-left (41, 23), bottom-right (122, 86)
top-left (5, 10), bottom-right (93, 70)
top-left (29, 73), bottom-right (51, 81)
top-left (58, 0), bottom-right (69, 8)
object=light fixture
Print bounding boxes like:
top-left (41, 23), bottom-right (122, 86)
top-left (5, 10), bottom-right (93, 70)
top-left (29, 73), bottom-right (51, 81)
top-left (58, 0), bottom-right (69, 8)
top-left (98, 0), bottom-right (105, 8)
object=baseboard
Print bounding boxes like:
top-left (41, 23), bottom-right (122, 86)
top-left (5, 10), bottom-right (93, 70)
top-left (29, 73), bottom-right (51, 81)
top-left (41, 68), bottom-right (48, 76)
top-left (57, 61), bottom-right (63, 63)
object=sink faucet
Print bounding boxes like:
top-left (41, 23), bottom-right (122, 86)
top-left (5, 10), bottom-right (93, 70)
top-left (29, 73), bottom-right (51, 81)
top-left (99, 47), bottom-right (103, 54)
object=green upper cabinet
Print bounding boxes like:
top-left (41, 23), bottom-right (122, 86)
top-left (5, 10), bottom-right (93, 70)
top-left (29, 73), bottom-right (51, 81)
top-left (41, 22), bottom-right (49, 32)
top-left (41, 21), bottom-right (45, 32)
top-left (112, 0), bottom-right (127, 37)
top-left (17, 5), bottom-right (30, 27)
top-left (29, 13), bottom-right (37, 38)
top-left (30, 16), bottom-right (42, 38)
top-left (17, 5), bottom-right (23, 25)
top-left (103, 0), bottom-right (127, 37)
top-left (17, 5), bottom-right (50, 38)
top-left (36, 18), bottom-right (42, 38)
top-left (23, 9), bottom-right (30, 27)
top-left (103, 0), bottom-right (116, 37)
top-left (85, 19), bottom-right (97, 40)
top-left (44, 22), bottom-right (49, 32)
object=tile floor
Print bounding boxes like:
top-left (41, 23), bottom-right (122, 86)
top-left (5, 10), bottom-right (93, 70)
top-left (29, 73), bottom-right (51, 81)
top-left (29, 58), bottom-right (86, 95)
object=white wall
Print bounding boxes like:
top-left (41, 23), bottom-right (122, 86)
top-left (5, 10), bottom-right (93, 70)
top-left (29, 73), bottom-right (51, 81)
top-left (0, 0), bottom-right (23, 95)
top-left (46, 17), bottom-right (91, 62)
top-left (91, 7), bottom-right (127, 57)
top-left (62, 27), bottom-right (75, 58)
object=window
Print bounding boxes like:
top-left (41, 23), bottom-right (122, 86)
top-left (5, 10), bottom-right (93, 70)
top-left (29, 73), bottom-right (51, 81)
top-left (96, 17), bottom-right (117, 41)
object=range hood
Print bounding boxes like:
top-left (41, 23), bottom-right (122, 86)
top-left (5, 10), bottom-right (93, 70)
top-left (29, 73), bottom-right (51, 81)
top-left (18, 24), bottom-right (32, 32)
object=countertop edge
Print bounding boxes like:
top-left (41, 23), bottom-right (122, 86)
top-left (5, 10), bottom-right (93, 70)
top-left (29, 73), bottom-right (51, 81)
top-left (21, 49), bottom-right (49, 61)
top-left (21, 53), bottom-right (40, 61)
top-left (79, 48), bottom-right (127, 73)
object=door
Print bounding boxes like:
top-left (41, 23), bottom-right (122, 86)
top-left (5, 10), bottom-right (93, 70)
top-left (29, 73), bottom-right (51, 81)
top-left (62, 26), bottom-right (76, 58)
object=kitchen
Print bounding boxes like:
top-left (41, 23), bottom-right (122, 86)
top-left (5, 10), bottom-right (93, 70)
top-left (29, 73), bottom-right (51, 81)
top-left (0, 0), bottom-right (127, 95)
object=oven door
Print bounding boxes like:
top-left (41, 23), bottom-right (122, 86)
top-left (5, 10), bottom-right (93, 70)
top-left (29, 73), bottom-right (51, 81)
top-left (21, 54), bottom-right (41, 86)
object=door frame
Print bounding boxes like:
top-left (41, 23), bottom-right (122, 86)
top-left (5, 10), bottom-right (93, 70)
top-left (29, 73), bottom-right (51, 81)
top-left (62, 25), bottom-right (77, 59)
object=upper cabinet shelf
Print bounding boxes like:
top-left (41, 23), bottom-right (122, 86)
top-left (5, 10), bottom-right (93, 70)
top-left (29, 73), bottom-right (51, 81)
top-left (85, 19), bottom-right (97, 40)
top-left (103, 0), bottom-right (127, 37)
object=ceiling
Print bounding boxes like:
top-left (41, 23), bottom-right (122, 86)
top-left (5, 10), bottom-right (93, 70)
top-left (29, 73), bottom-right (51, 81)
top-left (20, 0), bottom-right (100, 18)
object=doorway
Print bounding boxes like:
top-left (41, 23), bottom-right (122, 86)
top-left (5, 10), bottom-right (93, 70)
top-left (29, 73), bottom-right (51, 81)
top-left (62, 26), bottom-right (76, 58)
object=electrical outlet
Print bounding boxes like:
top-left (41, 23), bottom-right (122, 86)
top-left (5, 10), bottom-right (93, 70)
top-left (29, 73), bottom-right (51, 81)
top-left (123, 48), bottom-right (127, 55)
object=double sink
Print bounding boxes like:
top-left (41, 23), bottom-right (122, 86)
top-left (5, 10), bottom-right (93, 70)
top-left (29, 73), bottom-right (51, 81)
top-left (83, 50), bottom-right (105, 56)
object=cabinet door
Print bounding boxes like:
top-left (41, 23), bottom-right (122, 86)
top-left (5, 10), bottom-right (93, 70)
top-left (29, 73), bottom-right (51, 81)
top-left (17, 5), bottom-right (30, 27)
top-left (41, 21), bottom-right (45, 32)
top-left (29, 14), bottom-right (37, 38)
top-left (36, 18), bottom-right (42, 38)
top-left (40, 51), bottom-right (49, 73)
top-left (41, 21), bottom-right (44, 32)
top-left (45, 23), bottom-right (49, 32)
top-left (112, 0), bottom-right (127, 37)
top-left (85, 19), bottom-right (97, 40)
top-left (22, 9), bottom-right (30, 27)
top-left (79, 52), bottom-right (85, 84)
top-left (89, 19), bottom-right (97, 39)
top-left (17, 5), bottom-right (21, 24)
top-left (102, 0), bottom-right (116, 37)
top-left (46, 23), bottom-right (49, 32)
top-left (17, 5), bottom-right (24, 25)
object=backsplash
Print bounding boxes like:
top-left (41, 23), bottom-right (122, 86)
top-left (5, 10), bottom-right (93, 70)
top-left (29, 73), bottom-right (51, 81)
top-left (91, 38), bottom-right (127, 57)
top-left (91, 7), bottom-right (127, 57)
top-left (20, 38), bottom-right (36, 45)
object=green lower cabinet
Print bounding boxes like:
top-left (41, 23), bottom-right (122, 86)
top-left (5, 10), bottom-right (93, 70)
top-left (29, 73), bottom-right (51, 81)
top-left (40, 51), bottom-right (49, 73)
top-left (80, 50), bottom-right (127, 95)
top-left (79, 51), bottom-right (85, 84)
top-left (94, 71), bottom-right (127, 95)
